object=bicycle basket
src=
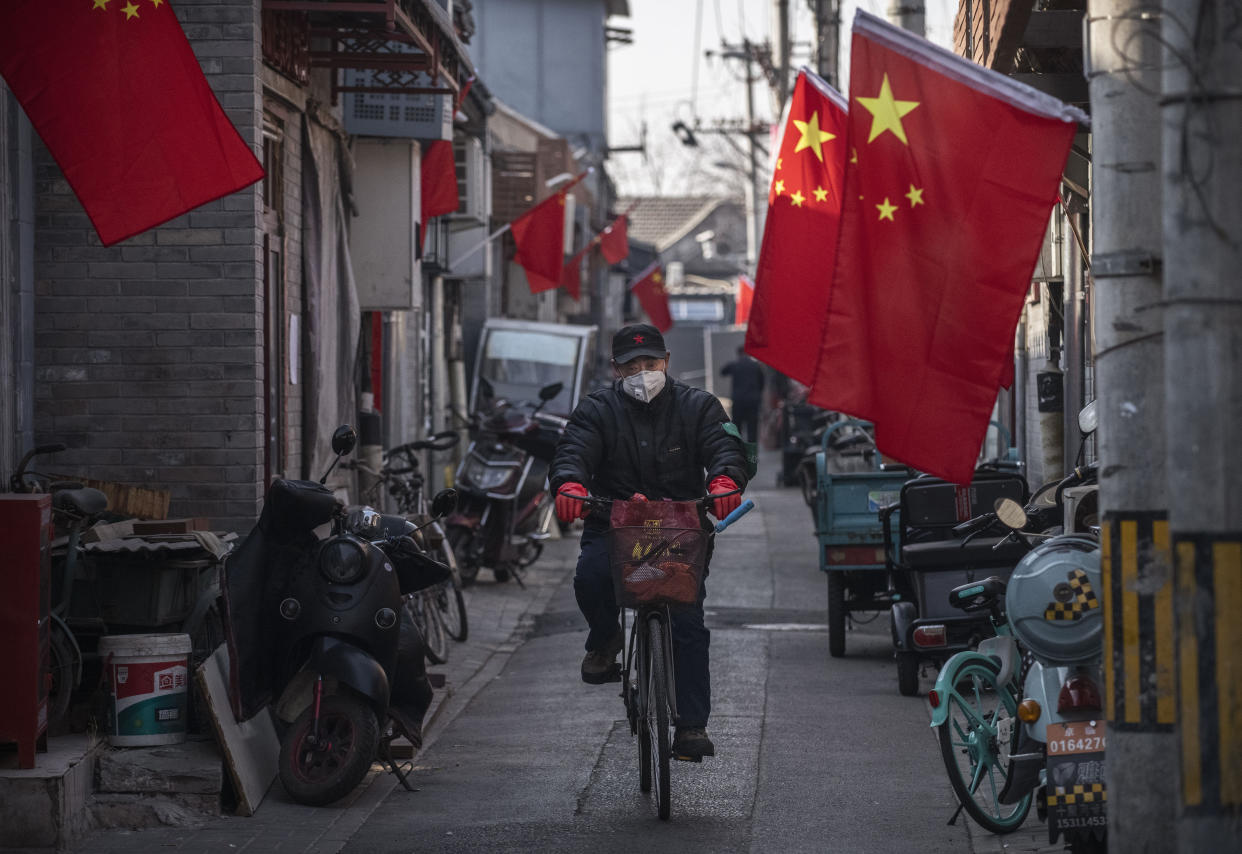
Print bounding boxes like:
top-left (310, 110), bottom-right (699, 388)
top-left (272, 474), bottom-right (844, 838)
top-left (608, 499), bottom-right (707, 607)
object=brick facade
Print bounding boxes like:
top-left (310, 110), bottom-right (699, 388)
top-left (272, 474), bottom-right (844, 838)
top-left (32, 0), bottom-right (265, 533)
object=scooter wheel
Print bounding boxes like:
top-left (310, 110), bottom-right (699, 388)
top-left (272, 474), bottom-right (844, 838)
top-left (279, 692), bottom-right (379, 806)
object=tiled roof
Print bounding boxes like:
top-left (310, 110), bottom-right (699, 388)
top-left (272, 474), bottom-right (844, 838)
top-left (619, 195), bottom-right (741, 252)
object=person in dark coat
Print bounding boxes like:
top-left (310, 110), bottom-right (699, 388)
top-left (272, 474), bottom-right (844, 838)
top-left (720, 346), bottom-right (765, 443)
top-left (550, 323), bottom-right (748, 759)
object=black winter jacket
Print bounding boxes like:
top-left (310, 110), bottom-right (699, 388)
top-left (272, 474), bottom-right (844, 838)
top-left (550, 377), bottom-right (748, 529)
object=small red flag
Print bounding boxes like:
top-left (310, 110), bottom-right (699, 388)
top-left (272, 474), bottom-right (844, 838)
top-left (806, 11), bottom-right (1085, 483)
top-left (630, 263), bottom-right (673, 332)
top-left (735, 274), bottom-right (755, 325)
top-left (561, 247), bottom-right (589, 300)
top-left (598, 215), bottom-right (630, 264)
top-left (421, 140), bottom-right (459, 221)
top-left (511, 173), bottom-right (586, 294)
top-left (0, 0), bottom-right (264, 246)
top-left (745, 69), bottom-right (849, 384)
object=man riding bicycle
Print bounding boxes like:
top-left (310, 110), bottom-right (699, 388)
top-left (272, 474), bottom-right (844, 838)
top-left (551, 323), bottom-right (748, 760)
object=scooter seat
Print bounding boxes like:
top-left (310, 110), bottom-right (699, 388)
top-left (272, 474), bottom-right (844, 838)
top-left (52, 487), bottom-right (108, 517)
top-left (902, 536), bottom-right (1030, 569)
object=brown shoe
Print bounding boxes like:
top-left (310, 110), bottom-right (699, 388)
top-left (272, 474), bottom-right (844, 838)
top-left (672, 727), bottom-right (715, 759)
top-left (581, 629), bottom-right (624, 684)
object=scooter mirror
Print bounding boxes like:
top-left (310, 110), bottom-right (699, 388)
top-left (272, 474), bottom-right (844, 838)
top-left (538, 382), bottom-right (564, 402)
top-left (1077, 400), bottom-right (1098, 436)
top-left (994, 497), bottom-right (1027, 530)
top-left (331, 425), bottom-right (358, 456)
top-left (430, 488), bottom-right (458, 518)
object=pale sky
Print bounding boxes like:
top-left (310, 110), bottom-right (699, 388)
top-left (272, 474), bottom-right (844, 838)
top-left (605, 0), bottom-right (957, 197)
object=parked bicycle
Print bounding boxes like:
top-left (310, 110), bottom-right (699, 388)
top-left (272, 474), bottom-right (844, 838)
top-left (344, 429), bottom-right (466, 664)
top-left (566, 489), bottom-right (754, 821)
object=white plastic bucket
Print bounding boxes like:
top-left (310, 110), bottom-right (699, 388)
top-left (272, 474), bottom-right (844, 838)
top-left (97, 633), bottom-right (193, 747)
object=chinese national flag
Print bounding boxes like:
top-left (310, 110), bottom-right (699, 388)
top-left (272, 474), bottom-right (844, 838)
top-left (511, 172), bottom-right (586, 294)
top-left (0, 0), bottom-right (264, 246)
top-left (807, 11), bottom-right (1085, 483)
top-left (745, 69), bottom-right (848, 384)
top-left (630, 262), bottom-right (673, 332)
top-left (598, 214), bottom-right (629, 264)
top-left (421, 140), bottom-right (460, 220)
top-left (735, 274), bottom-right (755, 325)
top-left (561, 247), bottom-right (589, 300)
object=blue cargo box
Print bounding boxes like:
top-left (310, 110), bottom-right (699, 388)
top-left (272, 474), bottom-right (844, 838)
top-left (815, 463), bottom-right (908, 571)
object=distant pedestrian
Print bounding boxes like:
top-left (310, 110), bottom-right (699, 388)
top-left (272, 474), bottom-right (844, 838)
top-left (721, 347), bottom-right (765, 443)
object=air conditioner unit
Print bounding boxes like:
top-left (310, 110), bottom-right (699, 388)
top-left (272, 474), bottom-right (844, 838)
top-left (457, 137), bottom-right (490, 224)
top-left (342, 68), bottom-right (452, 140)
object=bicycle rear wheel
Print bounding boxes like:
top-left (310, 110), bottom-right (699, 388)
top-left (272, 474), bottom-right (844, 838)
top-left (645, 615), bottom-right (671, 820)
top-left (935, 658), bottom-right (1031, 833)
top-left (406, 592), bottom-right (448, 665)
top-left (432, 544), bottom-right (468, 642)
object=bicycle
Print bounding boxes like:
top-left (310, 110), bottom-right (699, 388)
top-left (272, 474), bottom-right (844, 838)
top-left (568, 490), bottom-right (754, 821)
top-left (345, 430), bottom-right (466, 664)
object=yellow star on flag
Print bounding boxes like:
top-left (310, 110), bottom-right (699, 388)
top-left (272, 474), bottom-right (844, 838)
top-left (856, 74), bottom-right (919, 145)
top-left (791, 111), bottom-right (836, 162)
top-left (776, 157), bottom-right (783, 170)
top-left (790, 190), bottom-right (805, 207)
top-left (92, 0), bottom-right (110, 9)
top-left (122, 1), bottom-right (140, 18)
top-left (652, 271), bottom-right (663, 284)
top-left (876, 198), bottom-right (898, 221)
top-left (850, 148), bottom-right (858, 164)
top-left (150, 0), bottom-right (165, 6)
top-left (906, 184), bottom-right (924, 207)
top-left (774, 179), bottom-right (785, 195)
top-left (813, 186), bottom-right (829, 203)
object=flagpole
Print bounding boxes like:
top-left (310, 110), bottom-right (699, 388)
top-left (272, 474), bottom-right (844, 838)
top-left (447, 222), bottom-right (510, 269)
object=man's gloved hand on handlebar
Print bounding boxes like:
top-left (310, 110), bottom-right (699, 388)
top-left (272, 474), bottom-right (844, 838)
top-left (708, 475), bottom-right (742, 519)
top-left (555, 482), bottom-right (589, 523)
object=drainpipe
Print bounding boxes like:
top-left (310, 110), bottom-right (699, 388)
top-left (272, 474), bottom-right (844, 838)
top-left (1086, 0), bottom-right (1173, 847)
top-left (1063, 209), bottom-right (1085, 464)
top-left (1161, 0), bottom-right (1242, 848)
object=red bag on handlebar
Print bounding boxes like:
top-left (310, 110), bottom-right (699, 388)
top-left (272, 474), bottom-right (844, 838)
top-left (608, 499), bottom-right (708, 607)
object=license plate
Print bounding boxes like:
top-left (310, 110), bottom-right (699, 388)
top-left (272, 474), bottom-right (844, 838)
top-left (1045, 720), bottom-right (1107, 843)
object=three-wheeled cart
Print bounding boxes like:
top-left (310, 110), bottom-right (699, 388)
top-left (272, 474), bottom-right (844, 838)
top-left (814, 421), bottom-right (910, 658)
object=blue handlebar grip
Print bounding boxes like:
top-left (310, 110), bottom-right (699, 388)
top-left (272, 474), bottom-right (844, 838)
top-left (715, 499), bottom-right (755, 533)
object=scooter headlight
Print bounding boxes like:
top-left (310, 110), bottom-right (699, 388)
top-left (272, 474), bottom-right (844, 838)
top-left (319, 536), bottom-right (368, 584)
top-left (461, 456), bottom-right (515, 491)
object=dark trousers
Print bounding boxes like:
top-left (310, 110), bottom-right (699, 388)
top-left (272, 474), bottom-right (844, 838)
top-left (573, 528), bottom-right (712, 728)
top-left (732, 401), bottom-right (760, 444)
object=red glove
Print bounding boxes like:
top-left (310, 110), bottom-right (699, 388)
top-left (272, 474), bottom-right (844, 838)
top-left (629, 492), bottom-right (648, 501)
top-left (709, 476), bottom-right (742, 519)
top-left (556, 482), bottom-right (588, 523)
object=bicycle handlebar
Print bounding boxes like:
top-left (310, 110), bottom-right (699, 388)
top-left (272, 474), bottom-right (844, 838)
top-left (561, 488), bottom-right (749, 521)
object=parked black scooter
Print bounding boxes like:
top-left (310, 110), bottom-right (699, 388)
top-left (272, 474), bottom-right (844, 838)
top-left (223, 425), bottom-right (457, 805)
top-left (446, 380), bottom-right (563, 586)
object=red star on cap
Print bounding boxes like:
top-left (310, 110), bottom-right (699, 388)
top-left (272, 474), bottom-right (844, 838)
top-left (633, 335), bottom-right (645, 343)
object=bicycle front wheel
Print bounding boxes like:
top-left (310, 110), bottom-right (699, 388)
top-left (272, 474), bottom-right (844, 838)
top-left (645, 615), bottom-right (671, 820)
top-left (935, 658), bottom-right (1031, 833)
top-left (406, 592), bottom-right (448, 665)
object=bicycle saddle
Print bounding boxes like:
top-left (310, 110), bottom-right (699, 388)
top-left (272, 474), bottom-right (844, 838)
top-left (52, 487), bottom-right (108, 517)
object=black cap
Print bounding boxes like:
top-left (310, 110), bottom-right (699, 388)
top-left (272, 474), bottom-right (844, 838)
top-left (612, 323), bottom-right (668, 364)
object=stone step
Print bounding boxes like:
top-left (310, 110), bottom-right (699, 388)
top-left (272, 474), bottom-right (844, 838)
top-left (95, 739), bottom-right (223, 795)
top-left (90, 792), bottom-right (220, 830)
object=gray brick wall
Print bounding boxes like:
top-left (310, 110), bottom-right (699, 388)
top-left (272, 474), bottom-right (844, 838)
top-left (32, 0), bottom-right (264, 533)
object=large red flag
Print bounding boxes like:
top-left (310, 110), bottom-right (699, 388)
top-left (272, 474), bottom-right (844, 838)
top-left (510, 172), bottom-right (587, 294)
top-left (745, 69), bottom-right (848, 384)
top-left (598, 214), bottom-right (630, 264)
top-left (807, 11), bottom-right (1085, 483)
top-left (630, 262), bottom-right (673, 332)
top-left (561, 247), bottom-right (589, 300)
top-left (0, 0), bottom-right (263, 246)
top-left (735, 274), bottom-right (755, 325)
top-left (422, 140), bottom-right (460, 220)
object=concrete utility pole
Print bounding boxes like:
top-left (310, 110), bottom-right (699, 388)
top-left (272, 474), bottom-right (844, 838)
top-left (811, 0), bottom-right (840, 89)
top-left (772, 0), bottom-right (791, 114)
top-left (1160, 0), bottom-right (1242, 848)
top-left (886, 0), bottom-right (924, 37)
top-left (1086, 0), bottom-right (1175, 848)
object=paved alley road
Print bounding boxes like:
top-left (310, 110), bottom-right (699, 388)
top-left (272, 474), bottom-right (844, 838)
top-left (72, 460), bottom-right (1064, 854)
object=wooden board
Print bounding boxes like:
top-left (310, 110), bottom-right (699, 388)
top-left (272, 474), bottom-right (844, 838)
top-left (195, 644), bottom-right (278, 816)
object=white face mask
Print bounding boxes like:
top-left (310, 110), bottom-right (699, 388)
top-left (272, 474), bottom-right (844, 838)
top-left (622, 370), bottom-right (667, 403)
